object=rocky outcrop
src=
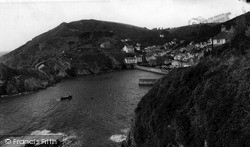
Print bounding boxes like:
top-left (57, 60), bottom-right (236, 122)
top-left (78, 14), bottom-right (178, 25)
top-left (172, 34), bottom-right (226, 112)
top-left (129, 56), bottom-right (250, 147)
top-left (0, 49), bottom-right (124, 97)
top-left (0, 63), bottom-right (51, 96)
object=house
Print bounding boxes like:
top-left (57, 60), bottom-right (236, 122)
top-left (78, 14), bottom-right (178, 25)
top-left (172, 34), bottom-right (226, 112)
top-left (122, 45), bottom-right (134, 53)
top-left (164, 59), bottom-right (172, 65)
top-left (136, 55), bottom-right (143, 63)
top-left (179, 47), bottom-right (186, 52)
top-left (124, 57), bottom-right (137, 64)
top-left (210, 25), bottom-right (234, 46)
top-left (186, 44), bottom-right (195, 52)
top-left (171, 60), bottom-right (182, 68)
top-left (146, 56), bottom-right (157, 66)
top-left (135, 43), bottom-right (141, 51)
top-left (171, 60), bottom-right (193, 68)
top-left (163, 54), bottom-right (174, 65)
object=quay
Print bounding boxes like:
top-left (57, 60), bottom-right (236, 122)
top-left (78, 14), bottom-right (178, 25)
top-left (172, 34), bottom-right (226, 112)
top-left (135, 65), bottom-right (169, 75)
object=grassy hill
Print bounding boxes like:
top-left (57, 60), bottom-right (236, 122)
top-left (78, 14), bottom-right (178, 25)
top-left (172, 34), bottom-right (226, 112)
top-left (0, 19), bottom-right (169, 69)
top-left (168, 23), bottom-right (220, 42)
top-left (168, 12), bottom-right (250, 43)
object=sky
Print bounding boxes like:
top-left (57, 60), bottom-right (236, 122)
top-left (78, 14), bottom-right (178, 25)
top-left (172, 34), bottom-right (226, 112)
top-left (0, 0), bottom-right (250, 52)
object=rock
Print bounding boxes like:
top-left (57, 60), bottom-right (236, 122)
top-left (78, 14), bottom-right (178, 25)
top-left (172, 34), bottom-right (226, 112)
top-left (24, 77), bottom-right (43, 91)
top-left (6, 82), bottom-right (19, 94)
top-left (131, 58), bottom-right (250, 146)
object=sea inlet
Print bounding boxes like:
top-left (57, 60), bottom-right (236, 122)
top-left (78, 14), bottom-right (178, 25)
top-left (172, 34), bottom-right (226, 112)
top-left (0, 69), bottom-right (163, 146)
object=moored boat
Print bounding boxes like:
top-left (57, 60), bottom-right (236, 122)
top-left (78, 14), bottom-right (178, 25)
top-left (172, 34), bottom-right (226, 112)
top-left (60, 95), bottom-right (73, 101)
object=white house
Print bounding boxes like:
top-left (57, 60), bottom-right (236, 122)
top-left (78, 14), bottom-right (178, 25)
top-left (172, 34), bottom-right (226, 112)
top-left (171, 60), bottom-right (193, 68)
top-left (124, 57), bottom-right (137, 64)
top-left (210, 25), bottom-right (234, 46)
top-left (122, 45), bottom-right (134, 53)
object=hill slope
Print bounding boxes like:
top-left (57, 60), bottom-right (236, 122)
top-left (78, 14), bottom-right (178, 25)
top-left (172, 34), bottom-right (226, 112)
top-left (123, 12), bottom-right (250, 147)
top-left (0, 19), bottom-right (167, 69)
top-left (168, 12), bottom-right (250, 43)
top-left (0, 19), bottom-right (171, 96)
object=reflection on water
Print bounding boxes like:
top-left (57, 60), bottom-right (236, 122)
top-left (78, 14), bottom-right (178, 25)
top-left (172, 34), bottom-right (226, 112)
top-left (0, 70), bottom-right (163, 146)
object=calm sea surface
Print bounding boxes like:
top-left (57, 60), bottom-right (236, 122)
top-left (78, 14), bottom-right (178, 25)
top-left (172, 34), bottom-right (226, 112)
top-left (0, 70), bottom-right (163, 146)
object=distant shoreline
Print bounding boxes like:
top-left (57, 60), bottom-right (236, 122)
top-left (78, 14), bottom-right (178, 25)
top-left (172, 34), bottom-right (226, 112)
top-left (0, 68), bottom-right (125, 99)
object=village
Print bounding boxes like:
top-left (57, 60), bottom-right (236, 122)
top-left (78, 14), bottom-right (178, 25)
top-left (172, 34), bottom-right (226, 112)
top-left (121, 24), bottom-right (237, 73)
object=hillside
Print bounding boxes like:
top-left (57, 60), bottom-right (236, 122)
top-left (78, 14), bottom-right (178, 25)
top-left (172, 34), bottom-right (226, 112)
top-left (168, 23), bottom-right (221, 42)
top-left (168, 12), bottom-right (250, 43)
top-left (0, 19), bottom-right (167, 69)
top-left (123, 12), bottom-right (250, 147)
top-left (0, 19), bottom-right (172, 96)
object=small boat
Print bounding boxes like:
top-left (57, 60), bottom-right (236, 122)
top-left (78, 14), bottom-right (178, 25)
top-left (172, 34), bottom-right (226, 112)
top-left (60, 95), bottom-right (73, 101)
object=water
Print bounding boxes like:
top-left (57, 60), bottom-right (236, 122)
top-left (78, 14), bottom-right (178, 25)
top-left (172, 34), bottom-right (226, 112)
top-left (0, 70), bottom-right (163, 146)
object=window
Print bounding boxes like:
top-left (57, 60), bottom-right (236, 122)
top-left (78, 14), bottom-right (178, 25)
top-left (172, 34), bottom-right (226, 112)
top-left (217, 39), bottom-right (220, 43)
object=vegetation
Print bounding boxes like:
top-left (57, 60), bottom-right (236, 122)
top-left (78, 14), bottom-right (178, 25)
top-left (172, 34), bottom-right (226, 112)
top-left (128, 12), bottom-right (250, 147)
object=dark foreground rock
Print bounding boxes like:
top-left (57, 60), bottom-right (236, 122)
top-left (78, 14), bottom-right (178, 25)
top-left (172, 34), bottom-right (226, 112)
top-left (129, 56), bottom-right (250, 147)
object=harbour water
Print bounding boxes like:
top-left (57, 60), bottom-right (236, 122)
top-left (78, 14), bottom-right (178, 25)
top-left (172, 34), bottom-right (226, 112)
top-left (0, 70), bottom-right (163, 146)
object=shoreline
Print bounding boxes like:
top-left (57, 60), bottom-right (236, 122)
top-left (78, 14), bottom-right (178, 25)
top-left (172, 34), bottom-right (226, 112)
top-left (0, 68), bottom-right (127, 99)
top-left (135, 65), bottom-right (169, 75)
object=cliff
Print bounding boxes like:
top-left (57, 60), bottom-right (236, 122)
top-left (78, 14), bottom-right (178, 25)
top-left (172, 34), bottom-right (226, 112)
top-left (121, 12), bottom-right (250, 147)
top-left (128, 54), bottom-right (250, 146)
top-left (0, 63), bottom-right (52, 96)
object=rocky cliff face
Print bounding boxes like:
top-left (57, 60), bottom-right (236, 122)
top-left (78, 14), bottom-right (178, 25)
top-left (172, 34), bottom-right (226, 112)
top-left (0, 49), bottom-right (123, 96)
top-left (128, 55), bottom-right (250, 146)
top-left (0, 63), bottom-right (52, 96)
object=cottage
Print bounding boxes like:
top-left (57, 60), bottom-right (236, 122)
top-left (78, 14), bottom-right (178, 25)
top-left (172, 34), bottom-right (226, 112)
top-left (124, 57), bottom-right (137, 64)
top-left (164, 60), bottom-right (172, 65)
top-left (146, 56), bottom-right (157, 66)
top-left (171, 60), bottom-right (182, 67)
top-left (136, 55), bottom-right (143, 63)
top-left (171, 60), bottom-right (193, 68)
top-left (210, 25), bottom-right (234, 46)
top-left (122, 45), bottom-right (134, 53)
top-left (186, 44), bottom-right (195, 52)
